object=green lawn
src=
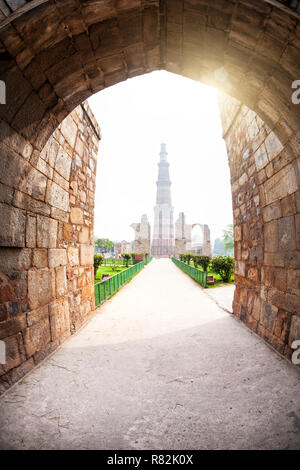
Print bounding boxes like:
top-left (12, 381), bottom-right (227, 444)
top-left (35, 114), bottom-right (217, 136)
top-left (94, 265), bottom-right (127, 283)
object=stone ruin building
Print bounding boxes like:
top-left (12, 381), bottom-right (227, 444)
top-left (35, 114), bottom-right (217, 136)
top-left (114, 240), bottom-right (132, 257)
top-left (175, 212), bottom-right (211, 258)
top-left (130, 214), bottom-right (151, 255)
top-left (150, 144), bottom-right (211, 259)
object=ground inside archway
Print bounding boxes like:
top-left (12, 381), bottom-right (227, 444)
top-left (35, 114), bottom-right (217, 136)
top-left (0, 259), bottom-right (299, 450)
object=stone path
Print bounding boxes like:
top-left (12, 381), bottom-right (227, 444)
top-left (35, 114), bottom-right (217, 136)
top-left (0, 259), bottom-right (299, 450)
top-left (203, 283), bottom-right (235, 313)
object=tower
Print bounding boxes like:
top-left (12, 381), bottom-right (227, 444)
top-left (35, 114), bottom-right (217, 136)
top-left (151, 143), bottom-right (175, 257)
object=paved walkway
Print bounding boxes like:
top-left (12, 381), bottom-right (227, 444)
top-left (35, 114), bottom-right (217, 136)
top-left (204, 284), bottom-right (235, 313)
top-left (0, 259), bottom-right (299, 450)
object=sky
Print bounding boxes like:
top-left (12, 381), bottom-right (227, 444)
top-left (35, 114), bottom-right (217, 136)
top-left (88, 71), bottom-right (233, 247)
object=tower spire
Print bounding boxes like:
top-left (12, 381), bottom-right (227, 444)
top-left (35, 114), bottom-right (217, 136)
top-left (160, 142), bottom-right (168, 162)
top-left (151, 143), bottom-right (175, 258)
top-left (156, 143), bottom-right (171, 205)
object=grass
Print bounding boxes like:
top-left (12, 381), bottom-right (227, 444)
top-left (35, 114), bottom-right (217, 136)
top-left (206, 272), bottom-right (234, 288)
top-left (185, 261), bottom-right (234, 288)
top-left (94, 265), bottom-right (127, 283)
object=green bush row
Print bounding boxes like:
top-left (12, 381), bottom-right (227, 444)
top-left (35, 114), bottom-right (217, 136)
top-left (179, 254), bottom-right (234, 283)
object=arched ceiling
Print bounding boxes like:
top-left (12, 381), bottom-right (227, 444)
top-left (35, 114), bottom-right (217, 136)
top-left (0, 0), bottom-right (299, 149)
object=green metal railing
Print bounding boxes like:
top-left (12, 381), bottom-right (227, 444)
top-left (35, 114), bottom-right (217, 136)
top-left (103, 258), bottom-right (135, 266)
top-left (172, 257), bottom-right (207, 288)
top-left (95, 257), bottom-right (152, 307)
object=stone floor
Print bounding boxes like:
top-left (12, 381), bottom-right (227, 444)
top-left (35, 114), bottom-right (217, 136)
top-left (0, 259), bottom-right (299, 450)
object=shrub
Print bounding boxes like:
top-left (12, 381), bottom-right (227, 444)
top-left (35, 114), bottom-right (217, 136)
top-left (185, 254), bottom-right (192, 265)
top-left (211, 256), bottom-right (234, 282)
top-left (179, 254), bottom-right (185, 262)
top-left (94, 254), bottom-right (104, 279)
top-left (198, 255), bottom-right (211, 272)
top-left (192, 255), bottom-right (200, 269)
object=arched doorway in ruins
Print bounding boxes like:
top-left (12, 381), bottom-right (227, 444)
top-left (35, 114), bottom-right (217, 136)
top-left (0, 0), bottom-right (299, 391)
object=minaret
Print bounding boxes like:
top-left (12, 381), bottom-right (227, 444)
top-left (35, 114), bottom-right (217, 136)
top-left (151, 143), bottom-right (175, 258)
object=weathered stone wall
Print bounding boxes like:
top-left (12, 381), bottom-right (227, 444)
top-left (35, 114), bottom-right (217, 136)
top-left (0, 0), bottom-right (299, 389)
top-left (0, 102), bottom-right (100, 393)
top-left (219, 92), bottom-right (300, 362)
top-left (131, 214), bottom-right (151, 256)
top-left (175, 213), bottom-right (211, 257)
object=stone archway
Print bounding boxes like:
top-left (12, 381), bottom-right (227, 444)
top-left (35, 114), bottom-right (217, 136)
top-left (0, 0), bottom-right (300, 391)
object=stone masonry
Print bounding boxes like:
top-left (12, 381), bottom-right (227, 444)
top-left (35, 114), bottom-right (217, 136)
top-left (219, 91), bottom-right (300, 361)
top-left (0, 102), bottom-right (100, 393)
top-left (131, 214), bottom-right (151, 255)
top-left (175, 212), bottom-right (211, 258)
top-left (0, 0), bottom-right (299, 392)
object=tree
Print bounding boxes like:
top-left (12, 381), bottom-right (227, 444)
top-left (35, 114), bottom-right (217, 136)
top-left (198, 255), bottom-right (211, 272)
top-left (211, 256), bottom-right (234, 282)
top-left (94, 254), bottom-right (104, 279)
top-left (213, 238), bottom-right (225, 256)
top-left (122, 253), bottom-right (131, 268)
top-left (94, 238), bottom-right (114, 253)
top-left (222, 224), bottom-right (234, 256)
top-left (185, 254), bottom-right (192, 265)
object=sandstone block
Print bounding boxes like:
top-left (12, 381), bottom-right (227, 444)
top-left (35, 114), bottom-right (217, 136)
top-left (264, 132), bottom-right (284, 161)
top-left (82, 282), bottom-right (94, 300)
top-left (23, 315), bottom-right (51, 358)
top-left (262, 201), bottom-right (281, 222)
top-left (264, 251), bottom-right (285, 267)
top-left (0, 333), bottom-right (25, 374)
top-left (28, 268), bottom-right (55, 310)
top-left (264, 163), bottom-right (299, 205)
top-left (281, 194), bottom-right (296, 217)
top-left (270, 290), bottom-right (300, 315)
top-left (287, 269), bottom-right (300, 296)
top-left (0, 202), bottom-right (25, 247)
top-left (46, 181), bottom-right (69, 212)
top-left (63, 223), bottom-right (73, 242)
top-left (33, 248), bottom-right (48, 268)
top-left (37, 215), bottom-right (57, 248)
top-left (48, 248), bottom-right (67, 268)
top-left (235, 260), bottom-right (245, 277)
top-left (60, 114), bottom-right (77, 148)
top-left (80, 245), bottom-right (94, 265)
top-left (254, 144), bottom-right (269, 171)
top-left (56, 266), bottom-right (67, 297)
top-left (261, 303), bottom-right (278, 331)
top-left (19, 166), bottom-right (47, 201)
top-left (0, 314), bottom-right (27, 340)
top-left (55, 146), bottom-right (72, 181)
top-left (70, 207), bottom-right (83, 224)
top-left (278, 216), bottom-right (296, 251)
top-left (68, 246), bottom-right (79, 266)
top-left (49, 297), bottom-right (70, 341)
top-left (0, 144), bottom-right (27, 190)
top-left (0, 248), bottom-right (31, 272)
top-left (79, 226), bottom-right (89, 244)
top-left (26, 215), bottom-right (36, 248)
top-left (264, 219), bottom-right (278, 253)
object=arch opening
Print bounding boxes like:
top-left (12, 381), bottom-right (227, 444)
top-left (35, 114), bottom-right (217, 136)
top-left (0, 0), bottom-right (300, 392)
